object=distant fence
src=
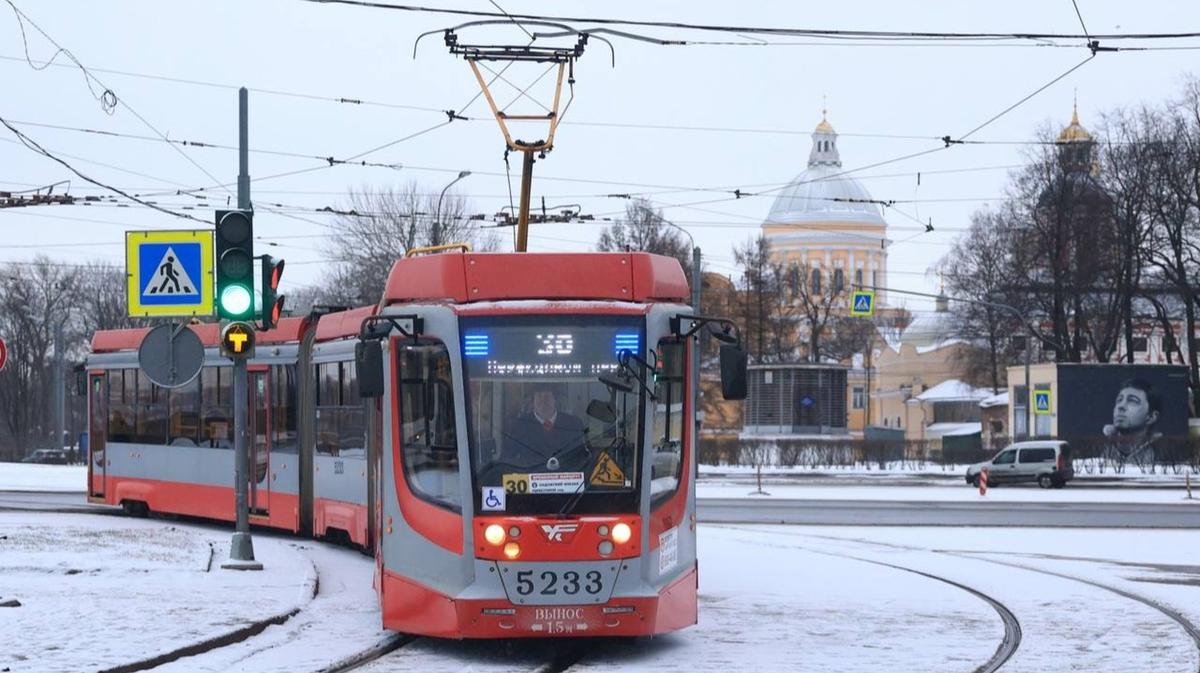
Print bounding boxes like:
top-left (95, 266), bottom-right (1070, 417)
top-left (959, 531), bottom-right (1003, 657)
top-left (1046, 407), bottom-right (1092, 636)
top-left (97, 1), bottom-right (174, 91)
top-left (698, 435), bottom-right (1200, 473)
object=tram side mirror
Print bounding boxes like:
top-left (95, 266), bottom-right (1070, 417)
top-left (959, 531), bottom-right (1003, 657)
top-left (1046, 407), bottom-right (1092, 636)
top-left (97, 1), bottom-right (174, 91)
top-left (356, 340), bottom-right (385, 398)
top-left (598, 371), bottom-right (635, 394)
top-left (719, 343), bottom-right (748, 400)
top-left (587, 399), bottom-right (617, 424)
top-left (708, 323), bottom-right (738, 344)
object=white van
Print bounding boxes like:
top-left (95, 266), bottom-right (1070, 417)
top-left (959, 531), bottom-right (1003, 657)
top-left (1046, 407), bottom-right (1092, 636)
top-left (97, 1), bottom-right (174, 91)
top-left (965, 441), bottom-right (1074, 489)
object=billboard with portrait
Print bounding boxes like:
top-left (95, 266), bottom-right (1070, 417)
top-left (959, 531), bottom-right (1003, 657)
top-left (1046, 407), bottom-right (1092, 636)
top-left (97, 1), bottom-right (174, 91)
top-left (1055, 364), bottom-right (1189, 467)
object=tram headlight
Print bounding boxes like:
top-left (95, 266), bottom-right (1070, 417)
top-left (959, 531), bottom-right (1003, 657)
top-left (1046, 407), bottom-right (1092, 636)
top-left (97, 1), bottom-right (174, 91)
top-left (484, 524), bottom-right (506, 546)
top-left (503, 542), bottom-right (521, 559)
top-left (598, 540), bottom-right (614, 556)
top-left (611, 522), bottom-right (632, 544)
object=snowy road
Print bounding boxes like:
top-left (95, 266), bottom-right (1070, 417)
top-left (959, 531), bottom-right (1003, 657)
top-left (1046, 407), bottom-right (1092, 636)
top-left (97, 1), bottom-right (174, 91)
top-left (4, 511), bottom-right (1200, 673)
top-left (699, 497), bottom-right (1200, 527)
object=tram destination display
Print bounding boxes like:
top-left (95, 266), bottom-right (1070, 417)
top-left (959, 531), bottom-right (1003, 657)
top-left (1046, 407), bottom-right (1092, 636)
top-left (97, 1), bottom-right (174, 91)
top-left (463, 321), bottom-right (643, 378)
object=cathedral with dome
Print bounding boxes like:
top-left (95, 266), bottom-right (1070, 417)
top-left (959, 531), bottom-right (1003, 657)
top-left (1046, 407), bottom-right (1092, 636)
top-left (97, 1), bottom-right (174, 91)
top-left (762, 111), bottom-right (890, 306)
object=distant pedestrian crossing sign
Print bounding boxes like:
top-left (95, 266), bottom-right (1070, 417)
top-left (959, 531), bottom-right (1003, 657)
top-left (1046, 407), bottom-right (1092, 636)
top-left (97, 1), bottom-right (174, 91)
top-left (1033, 390), bottom-right (1052, 415)
top-left (850, 290), bottom-right (875, 317)
top-left (126, 230), bottom-right (214, 317)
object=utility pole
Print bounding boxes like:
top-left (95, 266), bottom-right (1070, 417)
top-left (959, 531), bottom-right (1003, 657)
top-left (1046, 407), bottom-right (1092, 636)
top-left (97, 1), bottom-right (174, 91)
top-left (53, 320), bottom-right (64, 451)
top-left (224, 87), bottom-right (261, 570)
top-left (516, 151), bottom-right (536, 252)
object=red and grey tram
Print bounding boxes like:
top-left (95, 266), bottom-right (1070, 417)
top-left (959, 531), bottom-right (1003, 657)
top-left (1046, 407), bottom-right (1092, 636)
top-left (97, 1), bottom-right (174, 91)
top-left (86, 251), bottom-right (746, 638)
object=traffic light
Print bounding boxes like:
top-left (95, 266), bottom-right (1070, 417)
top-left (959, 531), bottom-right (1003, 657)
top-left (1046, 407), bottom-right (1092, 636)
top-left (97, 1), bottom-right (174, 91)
top-left (220, 321), bottom-right (256, 358)
top-left (261, 254), bottom-right (286, 330)
top-left (215, 209), bottom-right (254, 320)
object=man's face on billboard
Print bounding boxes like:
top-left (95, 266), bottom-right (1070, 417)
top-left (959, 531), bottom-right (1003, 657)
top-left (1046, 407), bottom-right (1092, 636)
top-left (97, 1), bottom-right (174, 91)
top-left (1113, 386), bottom-right (1157, 432)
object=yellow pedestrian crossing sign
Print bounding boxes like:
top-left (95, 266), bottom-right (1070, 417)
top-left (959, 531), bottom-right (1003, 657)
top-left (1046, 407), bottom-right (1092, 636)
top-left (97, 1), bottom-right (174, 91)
top-left (126, 230), bottom-right (214, 317)
top-left (1034, 390), bottom-right (1052, 415)
top-left (850, 290), bottom-right (875, 317)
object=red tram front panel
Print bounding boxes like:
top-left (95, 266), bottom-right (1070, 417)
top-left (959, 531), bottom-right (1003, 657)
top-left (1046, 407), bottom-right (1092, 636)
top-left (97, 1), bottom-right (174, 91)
top-left (372, 253), bottom-right (700, 639)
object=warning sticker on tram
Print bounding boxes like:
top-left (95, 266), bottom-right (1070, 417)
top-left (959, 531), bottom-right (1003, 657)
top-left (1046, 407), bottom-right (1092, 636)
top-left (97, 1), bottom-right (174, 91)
top-left (589, 451), bottom-right (626, 487)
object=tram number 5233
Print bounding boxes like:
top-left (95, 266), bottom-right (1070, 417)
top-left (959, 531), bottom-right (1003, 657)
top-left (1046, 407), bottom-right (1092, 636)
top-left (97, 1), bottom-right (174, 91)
top-left (515, 570), bottom-right (603, 596)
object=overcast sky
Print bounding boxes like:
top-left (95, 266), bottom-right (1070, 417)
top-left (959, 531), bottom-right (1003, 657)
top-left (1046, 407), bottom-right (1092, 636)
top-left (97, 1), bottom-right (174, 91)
top-left (3, 0), bottom-right (1199, 313)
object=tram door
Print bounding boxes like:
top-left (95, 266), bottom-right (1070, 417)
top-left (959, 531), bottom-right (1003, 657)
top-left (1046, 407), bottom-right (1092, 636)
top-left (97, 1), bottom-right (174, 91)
top-left (249, 371), bottom-right (271, 514)
top-left (88, 373), bottom-right (106, 498)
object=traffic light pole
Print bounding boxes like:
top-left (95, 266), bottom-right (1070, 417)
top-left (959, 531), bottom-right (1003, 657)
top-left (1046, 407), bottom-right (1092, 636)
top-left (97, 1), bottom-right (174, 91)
top-left (224, 87), bottom-right (260, 570)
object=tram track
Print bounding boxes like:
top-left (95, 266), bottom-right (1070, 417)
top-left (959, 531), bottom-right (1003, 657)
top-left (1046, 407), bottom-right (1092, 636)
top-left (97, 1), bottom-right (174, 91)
top-left (709, 526), bottom-right (1021, 673)
top-left (943, 551), bottom-right (1200, 673)
top-left (789, 530), bottom-right (1200, 672)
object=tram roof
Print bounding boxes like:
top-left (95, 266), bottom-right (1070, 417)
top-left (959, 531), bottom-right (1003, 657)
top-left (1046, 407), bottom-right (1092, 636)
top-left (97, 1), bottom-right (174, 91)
top-left (382, 252), bottom-right (689, 305)
top-left (90, 316), bottom-right (309, 353)
top-left (314, 305), bottom-right (376, 342)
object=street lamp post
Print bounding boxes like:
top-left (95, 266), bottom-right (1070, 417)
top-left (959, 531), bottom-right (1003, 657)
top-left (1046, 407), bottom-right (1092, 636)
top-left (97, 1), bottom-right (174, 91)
top-left (856, 284), bottom-right (1035, 441)
top-left (434, 171), bottom-right (471, 246)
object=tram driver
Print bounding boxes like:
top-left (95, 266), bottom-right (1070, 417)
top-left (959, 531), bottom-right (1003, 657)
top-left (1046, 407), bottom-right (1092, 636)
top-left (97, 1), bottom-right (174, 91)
top-left (502, 381), bottom-right (589, 470)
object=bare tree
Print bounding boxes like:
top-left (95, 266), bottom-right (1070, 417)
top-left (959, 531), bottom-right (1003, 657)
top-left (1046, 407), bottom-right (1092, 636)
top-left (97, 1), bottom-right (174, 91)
top-left (322, 182), bottom-right (497, 305)
top-left (0, 257), bottom-right (81, 454)
top-left (732, 235), bottom-right (776, 362)
top-left (595, 198), bottom-right (692, 277)
top-left (1003, 127), bottom-right (1116, 361)
top-left (937, 208), bottom-right (1025, 391)
top-left (784, 259), bottom-right (848, 362)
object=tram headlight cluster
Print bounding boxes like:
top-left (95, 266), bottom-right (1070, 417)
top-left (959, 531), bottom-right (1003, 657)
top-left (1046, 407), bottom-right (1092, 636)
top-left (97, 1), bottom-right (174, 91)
top-left (484, 524), bottom-right (506, 546)
top-left (503, 542), bottom-right (521, 559)
top-left (597, 522), bottom-right (631, 556)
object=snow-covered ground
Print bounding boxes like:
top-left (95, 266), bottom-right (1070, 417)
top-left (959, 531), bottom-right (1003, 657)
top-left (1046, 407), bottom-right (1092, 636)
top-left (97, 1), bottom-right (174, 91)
top-left (0, 463), bottom-right (87, 492)
top-left (0, 513), bottom-right (316, 673)
top-left (4, 511), bottom-right (1199, 673)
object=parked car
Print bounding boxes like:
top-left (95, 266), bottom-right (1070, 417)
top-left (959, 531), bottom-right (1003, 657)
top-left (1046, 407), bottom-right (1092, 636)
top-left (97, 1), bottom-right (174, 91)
top-left (965, 441), bottom-right (1073, 489)
top-left (21, 449), bottom-right (69, 465)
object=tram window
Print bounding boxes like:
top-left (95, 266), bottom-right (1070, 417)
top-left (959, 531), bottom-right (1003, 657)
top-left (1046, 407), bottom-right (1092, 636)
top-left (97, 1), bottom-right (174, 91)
top-left (167, 378), bottom-right (201, 447)
top-left (340, 361), bottom-right (366, 457)
top-left (107, 369), bottom-right (135, 443)
top-left (315, 362), bottom-right (340, 456)
top-left (315, 361), bottom-right (366, 457)
top-left (651, 339), bottom-right (685, 509)
top-left (134, 370), bottom-right (167, 445)
top-left (200, 366), bottom-right (233, 449)
top-left (270, 365), bottom-right (299, 454)
top-left (398, 342), bottom-right (460, 511)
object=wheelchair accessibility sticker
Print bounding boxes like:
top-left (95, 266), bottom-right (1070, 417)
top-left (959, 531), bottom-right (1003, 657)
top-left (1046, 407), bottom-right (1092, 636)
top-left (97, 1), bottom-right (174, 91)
top-left (482, 486), bottom-right (506, 511)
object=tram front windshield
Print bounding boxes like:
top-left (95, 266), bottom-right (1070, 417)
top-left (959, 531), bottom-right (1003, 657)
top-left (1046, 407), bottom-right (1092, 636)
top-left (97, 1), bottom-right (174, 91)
top-left (462, 315), bottom-right (643, 515)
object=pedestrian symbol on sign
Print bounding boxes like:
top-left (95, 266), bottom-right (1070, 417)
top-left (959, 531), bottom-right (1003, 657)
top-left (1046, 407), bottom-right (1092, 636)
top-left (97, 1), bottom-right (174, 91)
top-left (850, 290), bottom-right (875, 317)
top-left (144, 247), bottom-right (198, 296)
top-left (1034, 390), bottom-right (1052, 415)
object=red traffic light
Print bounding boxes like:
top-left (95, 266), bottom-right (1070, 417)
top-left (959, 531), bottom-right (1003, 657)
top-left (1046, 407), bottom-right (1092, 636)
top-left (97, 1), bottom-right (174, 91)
top-left (269, 259), bottom-right (285, 290)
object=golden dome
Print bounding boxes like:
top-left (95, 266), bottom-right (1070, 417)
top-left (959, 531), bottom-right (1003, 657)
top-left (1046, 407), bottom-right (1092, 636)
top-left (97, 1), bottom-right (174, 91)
top-left (1057, 103), bottom-right (1093, 143)
top-left (815, 109), bottom-right (835, 134)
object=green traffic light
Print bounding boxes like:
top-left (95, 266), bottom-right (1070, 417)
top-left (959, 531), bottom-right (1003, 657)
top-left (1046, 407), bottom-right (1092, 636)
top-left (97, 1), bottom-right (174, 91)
top-left (220, 284), bottom-right (253, 316)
